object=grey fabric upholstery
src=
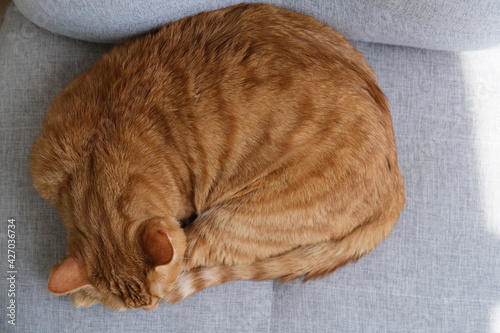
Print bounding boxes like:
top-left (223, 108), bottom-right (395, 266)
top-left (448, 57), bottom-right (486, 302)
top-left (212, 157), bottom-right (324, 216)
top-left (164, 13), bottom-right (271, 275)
top-left (12, 0), bottom-right (500, 50)
top-left (1, 3), bottom-right (499, 332)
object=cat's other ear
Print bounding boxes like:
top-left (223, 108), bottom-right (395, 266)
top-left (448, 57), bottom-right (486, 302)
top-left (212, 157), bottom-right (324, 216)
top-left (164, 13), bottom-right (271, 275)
top-left (142, 223), bottom-right (174, 267)
top-left (48, 256), bottom-right (90, 295)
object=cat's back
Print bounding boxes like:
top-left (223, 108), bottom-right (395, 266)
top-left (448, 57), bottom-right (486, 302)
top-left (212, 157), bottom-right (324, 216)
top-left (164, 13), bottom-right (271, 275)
top-left (32, 4), bottom-right (404, 223)
top-left (118, 4), bottom-right (402, 214)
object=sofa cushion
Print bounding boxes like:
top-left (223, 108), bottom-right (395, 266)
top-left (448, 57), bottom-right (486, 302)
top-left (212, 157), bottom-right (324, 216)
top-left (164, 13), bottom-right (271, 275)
top-left (1, 4), bottom-right (499, 332)
top-left (12, 0), bottom-right (500, 50)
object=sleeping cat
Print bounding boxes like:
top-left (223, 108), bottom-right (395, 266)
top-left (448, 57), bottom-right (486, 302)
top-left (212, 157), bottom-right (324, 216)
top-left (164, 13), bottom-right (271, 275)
top-left (30, 3), bottom-right (405, 311)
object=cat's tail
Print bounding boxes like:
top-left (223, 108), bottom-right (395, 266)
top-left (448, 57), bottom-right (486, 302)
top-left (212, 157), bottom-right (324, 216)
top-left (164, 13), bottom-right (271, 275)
top-left (166, 200), bottom-right (404, 303)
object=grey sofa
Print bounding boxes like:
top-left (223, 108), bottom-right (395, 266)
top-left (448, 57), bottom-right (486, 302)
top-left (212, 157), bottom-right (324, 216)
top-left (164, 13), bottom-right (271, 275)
top-left (1, 2), bottom-right (500, 332)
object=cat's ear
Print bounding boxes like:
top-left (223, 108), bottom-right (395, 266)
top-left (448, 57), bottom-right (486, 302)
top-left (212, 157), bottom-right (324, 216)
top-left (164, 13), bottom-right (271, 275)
top-left (142, 225), bottom-right (174, 267)
top-left (48, 256), bottom-right (90, 295)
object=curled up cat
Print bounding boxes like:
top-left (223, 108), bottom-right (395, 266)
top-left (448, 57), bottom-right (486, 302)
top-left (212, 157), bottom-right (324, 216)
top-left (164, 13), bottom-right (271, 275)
top-left (30, 4), bottom-right (405, 311)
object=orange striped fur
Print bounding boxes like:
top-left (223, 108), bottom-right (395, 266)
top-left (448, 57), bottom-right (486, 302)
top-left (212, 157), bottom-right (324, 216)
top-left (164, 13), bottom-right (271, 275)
top-left (30, 4), bottom-right (405, 311)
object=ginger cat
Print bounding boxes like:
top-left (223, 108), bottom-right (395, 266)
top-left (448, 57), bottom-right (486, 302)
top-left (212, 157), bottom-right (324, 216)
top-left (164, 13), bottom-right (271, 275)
top-left (30, 4), bottom-right (405, 311)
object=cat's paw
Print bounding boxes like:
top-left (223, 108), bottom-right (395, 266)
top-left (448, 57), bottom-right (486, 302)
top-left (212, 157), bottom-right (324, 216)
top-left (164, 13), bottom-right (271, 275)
top-left (164, 272), bottom-right (197, 303)
top-left (165, 267), bottom-right (224, 303)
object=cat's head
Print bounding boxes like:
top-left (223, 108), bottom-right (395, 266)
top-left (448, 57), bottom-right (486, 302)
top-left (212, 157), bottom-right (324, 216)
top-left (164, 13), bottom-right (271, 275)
top-left (47, 218), bottom-right (186, 311)
top-left (30, 91), bottom-right (189, 310)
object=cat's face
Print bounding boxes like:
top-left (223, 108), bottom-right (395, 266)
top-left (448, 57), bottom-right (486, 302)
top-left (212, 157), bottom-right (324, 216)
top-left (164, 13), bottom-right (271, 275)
top-left (48, 219), bottom-right (186, 311)
top-left (65, 256), bottom-right (167, 311)
top-left (65, 260), bottom-right (162, 311)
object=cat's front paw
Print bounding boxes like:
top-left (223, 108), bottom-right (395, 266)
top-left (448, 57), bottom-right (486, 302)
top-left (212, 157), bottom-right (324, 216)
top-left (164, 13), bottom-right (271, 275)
top-left (164, 272), bottom-right (197, 303)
